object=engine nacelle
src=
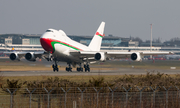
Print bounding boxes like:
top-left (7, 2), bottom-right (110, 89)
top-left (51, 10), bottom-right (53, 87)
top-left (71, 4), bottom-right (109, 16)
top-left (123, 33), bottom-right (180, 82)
top-left (25, 52), bottom-right (36, 61)
top-left (95, 52), bottom-right (106, 62)
top-left (10, 53), bottom-right (19, 61)
top-left (131, 52), bottom-right (142, 61)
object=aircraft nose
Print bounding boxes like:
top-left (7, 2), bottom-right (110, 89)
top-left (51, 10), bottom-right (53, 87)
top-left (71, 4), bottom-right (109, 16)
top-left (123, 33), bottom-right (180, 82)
top-left (40, 38), bottom-right (54, 53)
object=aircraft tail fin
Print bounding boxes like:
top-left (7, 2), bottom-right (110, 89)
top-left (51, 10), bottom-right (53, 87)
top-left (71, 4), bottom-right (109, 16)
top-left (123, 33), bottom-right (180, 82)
top-left (88, 22), bottom-right (105, 51)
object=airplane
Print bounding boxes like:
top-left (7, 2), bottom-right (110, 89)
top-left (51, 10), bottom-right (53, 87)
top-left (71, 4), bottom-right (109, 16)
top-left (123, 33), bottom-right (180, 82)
top-left (4, 22), bottom-right (173, 72)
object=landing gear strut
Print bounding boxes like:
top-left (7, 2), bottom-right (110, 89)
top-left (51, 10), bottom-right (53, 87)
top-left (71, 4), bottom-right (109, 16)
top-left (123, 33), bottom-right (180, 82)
top-left (52, 60), bottom-right (59, 72)
top-left (66, 63), bottom-right (72, 72)
top-left (46, 53), bottom-right (53, 61)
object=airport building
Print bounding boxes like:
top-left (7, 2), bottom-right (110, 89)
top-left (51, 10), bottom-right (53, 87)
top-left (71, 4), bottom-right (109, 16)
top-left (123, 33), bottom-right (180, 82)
top-left (1, 34), bottom-right (180, 55)
top-left (0, 34), bottom-right (41, 45)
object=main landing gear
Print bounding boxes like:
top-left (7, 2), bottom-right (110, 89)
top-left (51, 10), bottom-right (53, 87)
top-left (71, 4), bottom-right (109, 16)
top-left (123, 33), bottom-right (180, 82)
top-left (51, 60), bottom-right (90, 72)
top-left (84, 64), bottom-right (90, 72)
top-left (76, 63), bottom-right (90, 72)
top-left (66, 63), bottom-right (72, 72)
top-left (77, 63), bottom-right (83, 72)
top-left (65, 63), bottom-right (90, 72)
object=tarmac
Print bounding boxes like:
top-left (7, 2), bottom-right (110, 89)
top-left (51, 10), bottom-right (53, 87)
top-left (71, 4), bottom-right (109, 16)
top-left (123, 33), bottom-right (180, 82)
top-left (1, 68), bottom-right (180, 76)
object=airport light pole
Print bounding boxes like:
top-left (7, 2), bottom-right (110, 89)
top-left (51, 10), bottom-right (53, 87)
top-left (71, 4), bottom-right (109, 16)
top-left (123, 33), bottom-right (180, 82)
top-left (150, 24), bottom-right (152, 59)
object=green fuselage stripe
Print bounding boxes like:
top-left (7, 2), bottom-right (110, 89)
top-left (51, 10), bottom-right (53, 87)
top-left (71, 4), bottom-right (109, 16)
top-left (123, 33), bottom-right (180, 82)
top-left (51, 41), bottom-right (80, 52)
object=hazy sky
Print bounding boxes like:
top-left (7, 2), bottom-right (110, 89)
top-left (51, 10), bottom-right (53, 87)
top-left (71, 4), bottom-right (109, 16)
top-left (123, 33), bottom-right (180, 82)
top-left (0, 0), bottom-right (180, 42)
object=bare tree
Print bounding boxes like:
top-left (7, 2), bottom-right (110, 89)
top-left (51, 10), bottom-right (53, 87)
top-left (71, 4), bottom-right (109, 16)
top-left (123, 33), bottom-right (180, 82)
top-left (131, 37), bottom-right (143, 44)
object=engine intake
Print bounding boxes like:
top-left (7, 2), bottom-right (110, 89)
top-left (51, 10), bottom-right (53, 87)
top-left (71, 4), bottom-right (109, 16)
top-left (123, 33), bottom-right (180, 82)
top-left (10, 53), bottom-right (19, 60)
top-left (95, 53), bottom-right (101, 60)
top-left (95, 52), bottom-right (106, 61)
top-left (25, 52), bottom-right (36, 61)
top-left (131, 52), bottom-right (142, 61)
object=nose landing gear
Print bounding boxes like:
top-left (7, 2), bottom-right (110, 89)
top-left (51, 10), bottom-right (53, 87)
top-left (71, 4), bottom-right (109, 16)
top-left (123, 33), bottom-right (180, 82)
top-left (52, 60), bottom-right (59, 72)
top-left (52, 64), bottom-right (59, 72)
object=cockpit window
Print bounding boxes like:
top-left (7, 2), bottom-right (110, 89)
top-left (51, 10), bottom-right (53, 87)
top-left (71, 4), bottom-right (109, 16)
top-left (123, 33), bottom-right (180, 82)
top-left (46, 30), bottom-right (53, 32)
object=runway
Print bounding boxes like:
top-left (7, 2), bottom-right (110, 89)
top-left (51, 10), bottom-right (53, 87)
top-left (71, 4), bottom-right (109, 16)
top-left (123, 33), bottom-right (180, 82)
top-left (1, 58), bottom-right (180, 76)
top-left (2, 68), bottom-right (180, 76)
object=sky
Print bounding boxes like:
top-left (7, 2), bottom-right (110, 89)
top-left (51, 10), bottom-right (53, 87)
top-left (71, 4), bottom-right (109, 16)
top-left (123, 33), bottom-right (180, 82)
top-left (0, 0), bottom-right (180, 42)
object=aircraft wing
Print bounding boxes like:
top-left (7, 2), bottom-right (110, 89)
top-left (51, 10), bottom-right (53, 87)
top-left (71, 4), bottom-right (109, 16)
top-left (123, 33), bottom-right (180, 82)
top-left (3, 51), bottom-right (46, 61)
top-left (70, 51), bottom-right (173, 61)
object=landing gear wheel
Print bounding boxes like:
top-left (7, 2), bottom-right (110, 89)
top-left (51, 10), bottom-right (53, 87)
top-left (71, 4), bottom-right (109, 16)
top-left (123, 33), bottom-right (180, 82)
top-left (52, 65), bottom-right (59, 72)
top-left (53, 68), bottom-right (56, 72)
top-left (66, 67), bottom-right (72, 72)
top-left (53, 66), bottom-right (59, 72)
top-left (77, 67), bottom-right (79, 72)
top-left (69, 68), bottom-right (72, 72)
top-left (88, 68), bottom-right (90, 72)
top-left (77, 67), bottom-right (83, 72)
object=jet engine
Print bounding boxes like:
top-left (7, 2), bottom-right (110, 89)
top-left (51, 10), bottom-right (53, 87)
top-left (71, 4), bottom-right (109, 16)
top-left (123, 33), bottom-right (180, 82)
top-left (10, 53), bottom-right (19, 61)
top-left (25, 52), bottom-right (36, 61)
top-left (95, 52), bottom-right (106, 62)
top-left (131, 52), bottom-right (142, 61)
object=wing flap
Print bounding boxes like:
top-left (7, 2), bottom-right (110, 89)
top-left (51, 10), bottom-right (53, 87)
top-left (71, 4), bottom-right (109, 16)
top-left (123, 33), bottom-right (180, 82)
top-left (141, 52), bottom-right (173, 55)
top-left (70, 51), bottom-right (97, 58)
top-left (106, 51), bottom-right (173, 59)
top-left (106, 52), bottom-right (132, 58)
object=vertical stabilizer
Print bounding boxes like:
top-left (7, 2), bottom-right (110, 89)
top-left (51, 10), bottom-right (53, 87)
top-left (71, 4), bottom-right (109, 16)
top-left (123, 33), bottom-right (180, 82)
top-left (88, 22), bottom-right (105, 51)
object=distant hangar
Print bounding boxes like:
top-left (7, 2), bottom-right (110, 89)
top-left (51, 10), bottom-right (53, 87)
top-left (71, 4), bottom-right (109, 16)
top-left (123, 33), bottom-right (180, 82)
top-left (0, 34), bottom-right (130, 47)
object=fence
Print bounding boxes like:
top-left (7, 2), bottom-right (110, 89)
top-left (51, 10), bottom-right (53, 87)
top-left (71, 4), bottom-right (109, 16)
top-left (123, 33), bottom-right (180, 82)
top-left (0, 86), bottom-right (180, 108)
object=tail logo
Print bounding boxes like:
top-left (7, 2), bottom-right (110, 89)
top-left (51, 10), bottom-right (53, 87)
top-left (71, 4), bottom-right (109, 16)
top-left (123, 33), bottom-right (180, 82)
top-left (96, 32), bottom-right (105, 38)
